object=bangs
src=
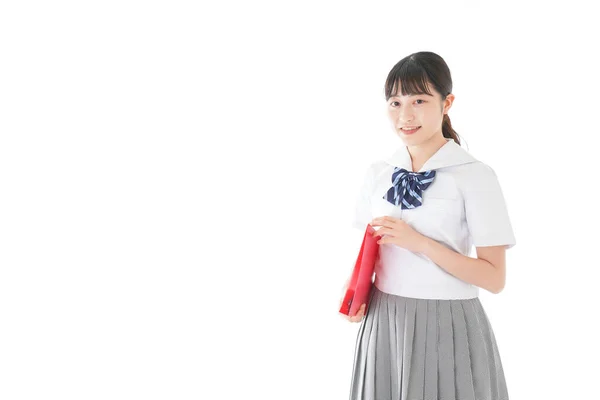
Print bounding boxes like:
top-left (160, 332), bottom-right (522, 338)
top-left (385, 61), bottom-right (434, 100)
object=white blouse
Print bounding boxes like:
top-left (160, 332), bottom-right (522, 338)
top-left (352, 138), bottom-right (516, 300)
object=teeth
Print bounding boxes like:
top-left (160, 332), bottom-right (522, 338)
top-left (402, 127), bottom-right (420, 130)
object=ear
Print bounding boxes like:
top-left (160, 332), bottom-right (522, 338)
top-left (443, 93), bottom-right (455, 114)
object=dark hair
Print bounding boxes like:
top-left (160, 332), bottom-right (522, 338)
top-left (384, 51), bottom-right (461, 146)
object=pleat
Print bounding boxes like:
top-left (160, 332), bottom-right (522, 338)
top-left (462, 299), bottom-right (493, 399)
top-left (437, 300), bottom-right (456, 400)
top-left (406, 299), bottom-right (428, 399)
top-left (451, 301), bottom-right (476, 400)
top-left (472, 300), bottom-right (509, 400)
top-left (374, 292), bottom-right (392, 399)
top-left (393, 295), bottom-right (406, 400)
top-left (387, 295), bottom-right (399, 399)
top-left (423, 299), bottom-right (438, 400)
top-left (487, 318), bottom-right (509, 400)
top-left (400, 297), bottom-right (416, 400)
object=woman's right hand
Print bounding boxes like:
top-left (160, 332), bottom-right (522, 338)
top-left (346, 303), bottom-right (366, 323)
top-left (339, 278), bottom-right (367, 322)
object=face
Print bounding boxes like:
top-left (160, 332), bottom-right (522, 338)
top-left (386, 80), bottom-right (455, 145)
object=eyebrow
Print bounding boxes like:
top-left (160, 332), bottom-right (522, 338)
top-left (390, 93), bottom-right (434, 98)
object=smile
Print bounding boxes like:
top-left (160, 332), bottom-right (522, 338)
top-left (401, 127), bottom-right (421, 134)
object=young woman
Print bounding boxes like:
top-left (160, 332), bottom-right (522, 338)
top-left (343, 51), bottom-right (516, 400)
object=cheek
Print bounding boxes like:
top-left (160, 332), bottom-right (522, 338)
top-left (422, 108), bottom-right (443, 123)
top-left (416, 109), bottom-right (431, 121)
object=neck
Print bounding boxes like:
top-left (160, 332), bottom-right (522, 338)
top-left (406, 135), bottom-right (449, 172)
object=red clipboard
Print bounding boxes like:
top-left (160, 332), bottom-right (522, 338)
top-left (339, 224), bottom-right (380, 317)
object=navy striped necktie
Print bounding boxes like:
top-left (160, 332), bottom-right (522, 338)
top-left (383, 167), bottom-right (437, 209)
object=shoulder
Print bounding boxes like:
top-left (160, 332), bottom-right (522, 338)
top-left (454, 161), bottom-right (499, 188)
top-left (354, 160), bottom-right (388, 194)
top-left (367, 158), bottom-right (389, 171)
top-left (362, 159), bottom-right (391, 181)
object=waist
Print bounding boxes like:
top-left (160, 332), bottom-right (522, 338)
top-left (374, 246), bottom-right (479, 300)
top-left (374, 276), bottom-right (479, 299)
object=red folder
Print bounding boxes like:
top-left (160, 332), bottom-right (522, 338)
top-left (339, 224), bottom-right (380, 317)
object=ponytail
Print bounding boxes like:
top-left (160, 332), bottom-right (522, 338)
top-left (442, 113), bottom-right (461, 146)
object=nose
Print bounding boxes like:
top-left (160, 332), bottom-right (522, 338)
top-left (396, 106), bottom-right (414, 126)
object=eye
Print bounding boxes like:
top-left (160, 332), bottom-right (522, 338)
top-left (390, 99), bottom-right (426, 107)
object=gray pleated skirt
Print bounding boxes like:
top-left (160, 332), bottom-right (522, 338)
top-left (349, 284), bottom-right (509, 400)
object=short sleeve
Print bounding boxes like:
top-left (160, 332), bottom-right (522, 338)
top-left (351, 163), bottom-right (376, 231)
top-left (462, 163), bottom-right (517, 250)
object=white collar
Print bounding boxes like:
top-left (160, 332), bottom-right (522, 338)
top-left (384, 138), bottom-right (479, 172)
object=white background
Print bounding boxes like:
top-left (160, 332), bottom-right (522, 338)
top-left (1, 1), bottom-right (599, 399)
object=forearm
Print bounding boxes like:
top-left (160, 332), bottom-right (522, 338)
top-left (417, 235), bottom-right (501, 294)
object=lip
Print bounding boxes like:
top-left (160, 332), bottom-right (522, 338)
top-left (400, 126), bottom-right (421, 135)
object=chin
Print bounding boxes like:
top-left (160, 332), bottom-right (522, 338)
top-left (399, 131), bottom-right (422, 140)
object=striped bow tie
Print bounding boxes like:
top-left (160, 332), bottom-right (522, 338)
top-left (383, 168), bottom-right (437, 209)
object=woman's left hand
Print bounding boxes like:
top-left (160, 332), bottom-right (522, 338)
top-left (370, 216), bottom-right (427, 253)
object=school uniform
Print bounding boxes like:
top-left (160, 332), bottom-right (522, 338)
top-left (348, 138), bottom-right (516, 400)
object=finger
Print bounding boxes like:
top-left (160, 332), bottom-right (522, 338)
top-left (348, 304), bottom-right (367, 321)
top-left (352, 306), bottom-right (366, 321)
top-left (351, 314), bottom-right (363, 322)
top-left (373, 228), bottom-right (387, 237)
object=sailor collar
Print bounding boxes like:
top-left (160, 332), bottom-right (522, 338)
top-left (384, 138), bottom-right (479, 172)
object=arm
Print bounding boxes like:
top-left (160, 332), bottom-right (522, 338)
top-left (417, 236), bottom-right (507, 294)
